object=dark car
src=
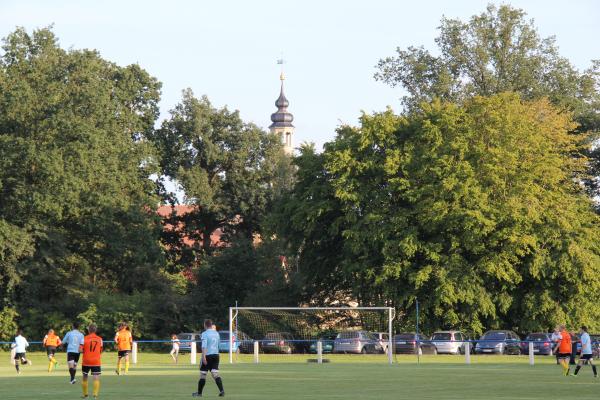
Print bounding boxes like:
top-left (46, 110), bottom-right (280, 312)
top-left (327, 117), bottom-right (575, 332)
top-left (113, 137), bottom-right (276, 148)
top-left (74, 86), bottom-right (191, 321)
top-left (176, 332), bottom-right (201, 353)
top-left (333, 331), bottom-right (384, 354)
top-left (261, 332), bottom-right (299, 354)
top-left (590, 334), bottom-right (600, 359)
top-left (474, 330), bottom-right (521, 355)
top-left (520, 333), bottom-right (553, 355)
top-left (393, 333), bottom-right (437, 355)
top-left (309, 333), bottom-right (337, 354)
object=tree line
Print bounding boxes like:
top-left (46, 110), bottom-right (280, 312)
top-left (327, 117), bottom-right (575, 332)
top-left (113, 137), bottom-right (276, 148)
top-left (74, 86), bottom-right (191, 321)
top-left (0, 4), bottom-right (599, 340)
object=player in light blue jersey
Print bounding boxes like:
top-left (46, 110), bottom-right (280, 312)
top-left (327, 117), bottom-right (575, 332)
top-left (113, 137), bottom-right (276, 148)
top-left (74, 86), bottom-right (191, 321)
top-left (574, 326), bottom-right (598, 377)
top-left (192, 319), bottom-right (224, 397)
top-left (62, 321), bottom-right (85, 384)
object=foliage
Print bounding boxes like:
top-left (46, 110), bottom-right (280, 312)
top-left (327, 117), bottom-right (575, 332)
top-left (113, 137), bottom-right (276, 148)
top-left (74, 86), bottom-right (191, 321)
top-left (278, 93), bottom-right (600, 334)
top-left (0, 27), bottom-right (166, 335)
top-left (375, 4), bottom-right (600, 197)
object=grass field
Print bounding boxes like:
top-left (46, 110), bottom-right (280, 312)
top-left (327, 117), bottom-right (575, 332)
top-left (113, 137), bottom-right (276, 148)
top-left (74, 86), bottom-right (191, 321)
top-left (0, 352), bottom-right (598, 399)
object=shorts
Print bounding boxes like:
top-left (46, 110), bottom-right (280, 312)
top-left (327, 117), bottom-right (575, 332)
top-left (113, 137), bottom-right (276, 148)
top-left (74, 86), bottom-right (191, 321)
top-left (118, 350), bottom-right (131, 358)
top-left (46, 346), bottom-right (57, 356)
top-left (14, 352), bottom-right (26, 361)
top-left (580, 353), bottom-right (593, 361)
top-left (67, 352), bottom-right (81, 364)
top-left (82, 365), bottom-right (101, 376)
top-left (558, 352), bottom-right (571, 359)
top-left (200, 354), bottom-right (219, 372)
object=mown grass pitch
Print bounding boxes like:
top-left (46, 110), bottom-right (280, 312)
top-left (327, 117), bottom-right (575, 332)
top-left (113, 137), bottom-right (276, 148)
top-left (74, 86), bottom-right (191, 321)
top-left (0, 352), bottom-right (598, 399)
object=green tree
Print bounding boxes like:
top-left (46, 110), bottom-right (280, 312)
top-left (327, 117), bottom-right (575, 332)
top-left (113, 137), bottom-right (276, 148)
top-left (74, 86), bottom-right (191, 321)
top-left (376, 4), bottom-right (600, 196)
top-left (282, 94), bottom-right (600, 334)
top-left (150, 91), bottom-right (293, 256)
top-left (0, 27), bottom-right (166, 334)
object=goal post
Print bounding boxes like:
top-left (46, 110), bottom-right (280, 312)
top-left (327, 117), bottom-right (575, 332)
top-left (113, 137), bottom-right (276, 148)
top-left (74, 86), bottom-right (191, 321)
top-left (228, 306), bottom-right (396, 364)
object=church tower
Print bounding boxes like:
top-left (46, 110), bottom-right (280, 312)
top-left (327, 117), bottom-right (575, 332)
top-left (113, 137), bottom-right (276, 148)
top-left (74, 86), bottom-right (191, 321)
top-left (269, 72), bottom-right (294, 155)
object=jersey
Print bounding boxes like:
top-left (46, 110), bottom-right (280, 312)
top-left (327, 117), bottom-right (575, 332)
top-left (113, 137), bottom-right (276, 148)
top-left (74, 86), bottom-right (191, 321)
top-left (115, 329), bottom-right (132, 351)
top-left (580, 332), bottom-right (592, 355)
top-left (201, 329), bottom-right (220, 356)
top-left (43, 333), bottom-right (61, 347)
top-left (558, 331), bottom-right (572, 354)
top-left (81, 333), bottom-right (103, 366)
top-left (62, 330), bottom-right (85, 353)
top-left (13, 335), bottom-right (29, 353)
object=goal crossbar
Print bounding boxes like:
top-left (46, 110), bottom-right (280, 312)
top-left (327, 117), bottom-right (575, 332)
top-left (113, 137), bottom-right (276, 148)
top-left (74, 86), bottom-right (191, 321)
top-left (228, 306), bottom-right (395, 364)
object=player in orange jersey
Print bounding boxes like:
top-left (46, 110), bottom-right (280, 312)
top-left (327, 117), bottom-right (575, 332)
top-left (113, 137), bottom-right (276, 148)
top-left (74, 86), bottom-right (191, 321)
top-left (114, 322), bottom-right (133, 375)
top-left (80, 324), bottom-right (103, 399)
top-left (43, 328), bottom-right (61, 372)
top-left (554, 325), bottom-right (573, 376)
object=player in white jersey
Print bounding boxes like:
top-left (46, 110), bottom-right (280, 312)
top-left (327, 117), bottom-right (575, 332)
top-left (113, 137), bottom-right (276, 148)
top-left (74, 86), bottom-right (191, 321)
top-left (12, 330), bottom-right (30, 374)
top-left (170, 334), bottom-right (180, 363)
top-left (573, 326), bottom-right (597, 377)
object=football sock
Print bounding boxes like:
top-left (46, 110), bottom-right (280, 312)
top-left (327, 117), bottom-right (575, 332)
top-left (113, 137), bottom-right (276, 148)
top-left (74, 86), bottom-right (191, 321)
top-left (592, 365), bottom-right (597, 376)
top-left (125, 361), bottom-right (129, 373)
top-left (48, 360), bottom-right (53, 372)
top-left (116, 359), bottom-right (121, 374)
top-left (15, 363), bottom-right (19, 373)
top-left (215, 377), bottom-right (224, 393)
top-left (82, 380), bottom-right (89, 397)
top-left (52, 356), bottom-right (57, 364)
top-left (574, 366), bottom-right (581, 375)
top-left (69, 367), bottom-right (76, 380)
top-left (93, 379), bottom-right (100, 396)
top-left (198, 378), bottom-right (206, 395)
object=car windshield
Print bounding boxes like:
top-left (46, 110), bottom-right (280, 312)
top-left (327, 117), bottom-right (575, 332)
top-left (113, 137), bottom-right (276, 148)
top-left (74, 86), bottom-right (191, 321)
top-left (321, 334), bottom-right (337, 340)
top-left (218, 332), bottom-right (230, 340)
top-left (265, 333), bottom-right (284, 339)
top-left (526, 334), bottom-right (548, 341)
top-left (432, 333), bottom-right (452, 340)
top-left (395, 334), bottom-right (414, 340)
top-left (482, 332), bottom-right (506, 340)
top-left (337, 332), bottom-right (359, 339)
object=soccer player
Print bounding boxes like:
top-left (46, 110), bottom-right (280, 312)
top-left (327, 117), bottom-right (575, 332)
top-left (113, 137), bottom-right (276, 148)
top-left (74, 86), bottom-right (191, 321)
top-left (573, 326), bottom-right (598, 377)
top-left (170, 334), bottom-right (180, 364)
top-left (555, 325), bottom-right (572, 376)
top-left (114, 322), bottom-right (133, 375)
top-left (12, 329), bottom-right (30, 374)
top-left (193, 319), bottom-right (225, 397)
top-left (62, 321), bottom-right (85, 384)
top-left (81, 323), bottom-right (103, 399)
top-left (43, 328), bottom-right (62, 372)
top-left (551, 325), bottom-right (561, 365)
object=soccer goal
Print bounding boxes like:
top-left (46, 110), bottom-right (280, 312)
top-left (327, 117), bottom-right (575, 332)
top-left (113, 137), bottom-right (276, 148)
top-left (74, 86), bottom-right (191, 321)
top-left (227, 306), bottom-right (395, 364)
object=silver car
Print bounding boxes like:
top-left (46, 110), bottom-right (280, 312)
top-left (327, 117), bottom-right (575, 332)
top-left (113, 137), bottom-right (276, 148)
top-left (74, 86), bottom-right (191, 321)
top-left (333, 331), bottom-right (383, 354)
top-left (431, 331), bottom-right (468, 354)
top-left (373, 332), bottom-right (391, 353)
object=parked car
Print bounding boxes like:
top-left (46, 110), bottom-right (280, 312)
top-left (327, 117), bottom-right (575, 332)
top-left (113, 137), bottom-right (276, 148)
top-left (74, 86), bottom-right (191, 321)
top-left (309, 333), bottom-right (337, 354)
top-left (474, 330), bottom-right (521, 355)
top-left (261, 332), bottom-right (299, 354)
top-left (373, 332), bottom-right (391, 354)
top-left (177, 332), bottom-right (201, 353)
top-left (431, 331), bottom-right (468, 354)
top-left (519, 333), bottom-right (553, 355)
top-left (590, 334), bottom-right (600, 359)
top-left (333, 331), bottom-right (384, 354)
top-left (393, 333), bottom-right (437, 355)
top-left (218, 330), bottom-right (253, 354)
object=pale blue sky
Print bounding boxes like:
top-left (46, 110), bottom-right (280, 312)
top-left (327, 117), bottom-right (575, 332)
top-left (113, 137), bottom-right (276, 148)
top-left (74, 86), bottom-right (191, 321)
top-left (1, 0), bottom-right (598, 150)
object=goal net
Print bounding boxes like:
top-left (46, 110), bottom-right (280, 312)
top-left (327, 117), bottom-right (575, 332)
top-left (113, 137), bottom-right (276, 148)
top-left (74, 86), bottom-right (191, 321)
top-left (227, 307), bottom-right (395, 364)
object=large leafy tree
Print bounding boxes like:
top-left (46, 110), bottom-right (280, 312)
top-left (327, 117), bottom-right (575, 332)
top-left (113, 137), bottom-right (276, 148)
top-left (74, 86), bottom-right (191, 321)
top-left (376, 4), bottom-right (600, 196)
top-left (150, 90), bottom-right (294, 256)
top-left (281, 94), bottom-right (600, 334)
top-left (0, 27), bottom-right (165, 334)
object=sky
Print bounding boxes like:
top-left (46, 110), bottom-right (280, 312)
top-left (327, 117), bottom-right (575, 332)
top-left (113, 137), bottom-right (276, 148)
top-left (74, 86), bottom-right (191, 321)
top-left (1, 0), bottom-right (599, 151)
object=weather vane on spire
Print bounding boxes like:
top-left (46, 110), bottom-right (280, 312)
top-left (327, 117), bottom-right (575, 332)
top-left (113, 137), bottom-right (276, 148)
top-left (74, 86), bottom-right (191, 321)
top-left (277, 55), bottom-right (285, 81)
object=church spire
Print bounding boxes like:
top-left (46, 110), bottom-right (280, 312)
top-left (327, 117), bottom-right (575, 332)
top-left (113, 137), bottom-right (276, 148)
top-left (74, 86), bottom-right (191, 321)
top-left (269, 63), bottom-right (294, 155)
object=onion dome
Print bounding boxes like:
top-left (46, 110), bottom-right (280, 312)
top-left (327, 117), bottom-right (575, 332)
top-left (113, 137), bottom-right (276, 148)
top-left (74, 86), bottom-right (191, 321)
top-left (269, 73), bottom-right (294, 128)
